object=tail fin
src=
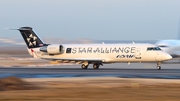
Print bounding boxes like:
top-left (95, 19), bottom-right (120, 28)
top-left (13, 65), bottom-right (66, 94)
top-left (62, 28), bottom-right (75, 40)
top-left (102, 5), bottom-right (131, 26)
top-left (18, 27), bottom-right (44, 48)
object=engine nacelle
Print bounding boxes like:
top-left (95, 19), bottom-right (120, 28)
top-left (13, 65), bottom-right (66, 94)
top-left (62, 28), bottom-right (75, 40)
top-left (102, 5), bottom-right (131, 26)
top-left (40, 45), bottom-right (64, 55)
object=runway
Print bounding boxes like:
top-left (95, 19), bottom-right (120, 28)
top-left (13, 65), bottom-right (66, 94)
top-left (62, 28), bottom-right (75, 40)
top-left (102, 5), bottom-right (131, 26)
top-left (0, 62), bottom-right (180, 79)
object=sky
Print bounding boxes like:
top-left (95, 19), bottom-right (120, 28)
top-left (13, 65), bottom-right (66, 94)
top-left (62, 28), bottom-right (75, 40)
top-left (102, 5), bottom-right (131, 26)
top-left (0, 0), bottom-right (180, 41)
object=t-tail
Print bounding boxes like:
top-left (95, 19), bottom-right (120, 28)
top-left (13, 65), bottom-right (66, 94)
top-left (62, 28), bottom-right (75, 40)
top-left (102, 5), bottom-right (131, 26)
top-left (18, 27), bottom-right (44, 48)
top-left (17, 27), bottom-right (45, 58)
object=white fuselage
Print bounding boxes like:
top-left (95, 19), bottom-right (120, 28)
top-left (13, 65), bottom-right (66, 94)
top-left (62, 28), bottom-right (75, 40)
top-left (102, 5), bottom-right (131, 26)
top-left (32, 43), bottom-right (172, 63)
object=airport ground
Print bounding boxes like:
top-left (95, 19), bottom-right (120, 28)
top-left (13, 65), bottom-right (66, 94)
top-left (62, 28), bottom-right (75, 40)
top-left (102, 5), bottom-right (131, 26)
top-left (1, 77), bottom-right (180, 101)
top-left (1, 47), bottom-right (180, 101)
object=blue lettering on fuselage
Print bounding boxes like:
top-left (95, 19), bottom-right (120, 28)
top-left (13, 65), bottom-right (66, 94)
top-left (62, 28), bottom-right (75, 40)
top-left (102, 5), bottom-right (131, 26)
top-left (116, 54), bottom-right (134, 58)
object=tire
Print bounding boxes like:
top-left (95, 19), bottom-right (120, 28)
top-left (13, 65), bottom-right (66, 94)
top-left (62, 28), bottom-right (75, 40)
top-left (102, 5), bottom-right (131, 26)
top-left (81, 64), bottom-right (88, 69)
top-left (157, 66), bottom-right (161, 70)
top-left (93, 64), bottom-right (100, 69)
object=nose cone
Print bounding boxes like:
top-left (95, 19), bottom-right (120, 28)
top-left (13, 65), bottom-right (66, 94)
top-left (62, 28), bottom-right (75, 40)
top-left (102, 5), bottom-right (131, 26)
top-left (166, 54), bottom-right (172, 60)
top-left (156, 52), bottom-right (172, 61)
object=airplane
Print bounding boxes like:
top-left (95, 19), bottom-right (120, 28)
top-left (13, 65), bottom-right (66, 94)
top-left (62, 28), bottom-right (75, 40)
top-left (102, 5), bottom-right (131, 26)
top-left (12, 27), bottom-right (172, 70)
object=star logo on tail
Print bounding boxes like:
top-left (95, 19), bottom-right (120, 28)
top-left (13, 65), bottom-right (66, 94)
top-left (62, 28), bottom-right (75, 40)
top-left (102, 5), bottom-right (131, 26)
top-left (26, 34), bottom-right (37, 47)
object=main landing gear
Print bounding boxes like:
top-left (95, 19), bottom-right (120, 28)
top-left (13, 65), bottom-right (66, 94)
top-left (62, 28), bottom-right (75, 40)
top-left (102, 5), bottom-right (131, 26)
top-left (81, 63), bottom-right (103, 69)
top-left (156, 62), bottom-right (161, 70)
top-left (81, 64), bottom-right (88, 69)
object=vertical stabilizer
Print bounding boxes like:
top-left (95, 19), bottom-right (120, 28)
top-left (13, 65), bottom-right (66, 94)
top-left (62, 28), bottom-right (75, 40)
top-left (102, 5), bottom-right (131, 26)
top-left (18, 27), bottom-right (44, 48)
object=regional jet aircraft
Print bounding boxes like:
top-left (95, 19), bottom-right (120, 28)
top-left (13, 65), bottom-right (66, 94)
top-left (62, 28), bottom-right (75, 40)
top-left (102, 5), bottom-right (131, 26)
top-left (13, 27), bottom-right (172, 70)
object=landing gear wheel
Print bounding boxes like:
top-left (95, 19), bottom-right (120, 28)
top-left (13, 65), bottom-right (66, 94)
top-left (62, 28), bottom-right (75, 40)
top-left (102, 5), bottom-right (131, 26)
top-left (81, 64), bottom-right (88, 69)
top-left (157, 66), bottom-right (161, 70)
top-left (157, 62), bottom-right (161, 70)
top-left (93, 64), bottom-right (100, 69)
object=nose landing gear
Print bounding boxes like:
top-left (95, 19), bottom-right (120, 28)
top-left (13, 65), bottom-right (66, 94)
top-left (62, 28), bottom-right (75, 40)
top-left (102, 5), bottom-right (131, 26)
top-left (157, 62), bottom-right (161, 70)
top-left (157, 66), bottom-right (161, 70)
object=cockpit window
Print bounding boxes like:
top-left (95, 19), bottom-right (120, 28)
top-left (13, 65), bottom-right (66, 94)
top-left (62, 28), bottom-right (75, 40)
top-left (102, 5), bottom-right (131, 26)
top-left (147, 47), bottom-right (161, 51)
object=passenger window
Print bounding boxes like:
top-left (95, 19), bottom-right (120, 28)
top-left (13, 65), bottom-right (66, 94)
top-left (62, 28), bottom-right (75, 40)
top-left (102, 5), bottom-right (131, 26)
top-left (66, 48), bottom-right (72, 53)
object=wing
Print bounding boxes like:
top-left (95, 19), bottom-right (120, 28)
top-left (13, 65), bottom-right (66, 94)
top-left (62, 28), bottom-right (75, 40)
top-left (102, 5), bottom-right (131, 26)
top-left (42, 58), bottom-right (104, 64)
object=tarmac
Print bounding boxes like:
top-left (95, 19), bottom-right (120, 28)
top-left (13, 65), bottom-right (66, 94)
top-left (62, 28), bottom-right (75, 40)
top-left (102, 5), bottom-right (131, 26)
top-left (0, 61), bottom-right (180, 79)
top-left (1, 51), bottom-right (180, 79)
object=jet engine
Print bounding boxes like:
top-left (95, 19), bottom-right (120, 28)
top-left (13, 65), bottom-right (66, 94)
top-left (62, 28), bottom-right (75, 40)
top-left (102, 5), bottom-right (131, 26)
top-left (40, 45), bottom-right (64, 54)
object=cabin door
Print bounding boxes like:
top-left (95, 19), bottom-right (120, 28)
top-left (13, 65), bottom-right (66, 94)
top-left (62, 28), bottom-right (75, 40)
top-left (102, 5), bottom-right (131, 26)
top-left (135, 48), bottom-right (141, 59)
